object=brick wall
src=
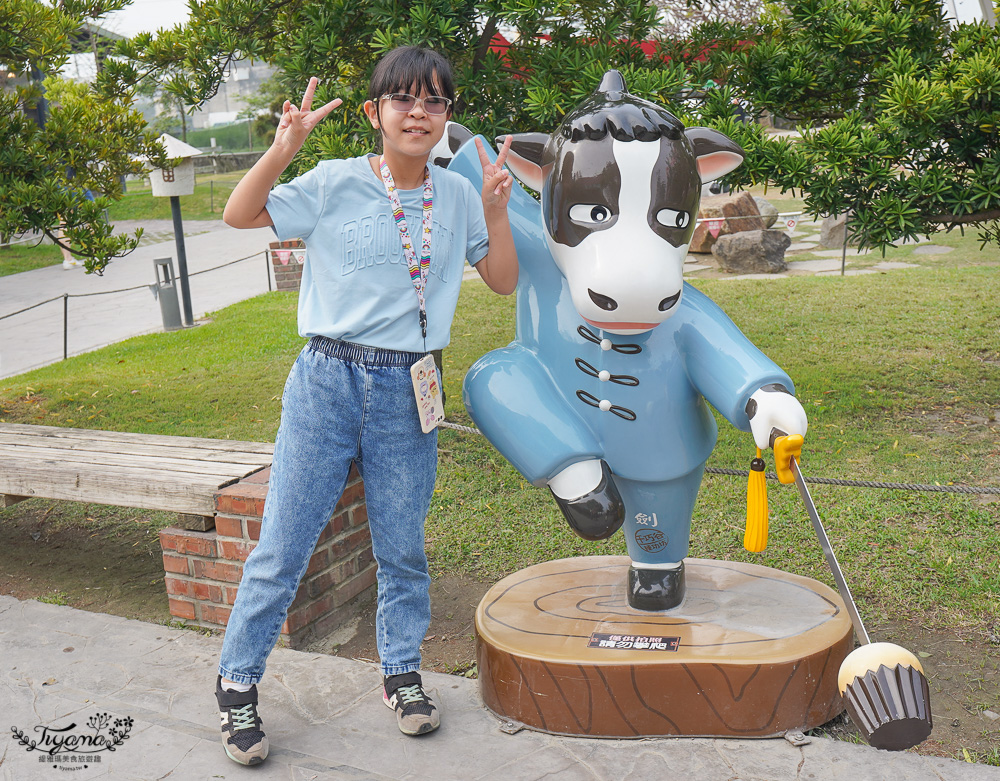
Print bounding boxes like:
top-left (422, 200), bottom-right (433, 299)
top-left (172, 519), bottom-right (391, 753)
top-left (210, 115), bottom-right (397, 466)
top-left (269, 239), bottom-right (305, 292)
top-left (159, 464), bottom-right (376, 648)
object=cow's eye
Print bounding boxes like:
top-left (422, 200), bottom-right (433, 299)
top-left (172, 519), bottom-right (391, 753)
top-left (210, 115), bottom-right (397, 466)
top-left (569, 204), bottom-right (613, 224)
top-left (656, 208), bottom-right (691, 229)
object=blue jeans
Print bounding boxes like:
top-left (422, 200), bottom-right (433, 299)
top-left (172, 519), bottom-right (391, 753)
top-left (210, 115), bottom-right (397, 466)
top-left (218, 337), bottom-right (437, 684)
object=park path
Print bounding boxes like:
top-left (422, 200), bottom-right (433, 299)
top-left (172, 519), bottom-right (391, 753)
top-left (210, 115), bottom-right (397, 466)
top-left (0, 221), bottom-right (275, 380)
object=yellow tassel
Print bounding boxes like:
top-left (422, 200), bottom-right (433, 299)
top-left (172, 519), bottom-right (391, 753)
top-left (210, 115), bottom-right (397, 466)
top-left (744, 447), bottom-right (768, 552)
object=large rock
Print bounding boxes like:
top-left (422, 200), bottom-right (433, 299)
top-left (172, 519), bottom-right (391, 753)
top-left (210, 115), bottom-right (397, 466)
top-left (819, 213), bottom-right (858, 248)
top-left (711, 229), bottom-right (791, 274)
top-left (753, 196), bottom-right (779, 228)
top-left (689, 192), bottom-right (766, 253)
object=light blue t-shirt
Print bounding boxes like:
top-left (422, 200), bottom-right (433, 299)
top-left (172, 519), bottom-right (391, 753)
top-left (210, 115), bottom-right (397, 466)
top-left (266, 155), bottom-right (490, 352)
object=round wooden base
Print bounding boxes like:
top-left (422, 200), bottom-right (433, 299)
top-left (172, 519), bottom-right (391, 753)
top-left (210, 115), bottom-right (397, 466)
top-left (476, 556), bottom-right (852, 738)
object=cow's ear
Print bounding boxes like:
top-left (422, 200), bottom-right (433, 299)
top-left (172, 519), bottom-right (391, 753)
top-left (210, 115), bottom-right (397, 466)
top-left (685, 127), bottom-right (744, 182)
top-left (499, 132), bottom-right (549, 191)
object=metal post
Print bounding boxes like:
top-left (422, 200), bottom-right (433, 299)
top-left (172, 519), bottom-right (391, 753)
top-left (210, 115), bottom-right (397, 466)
top-left (841, 215), bottom-right (849, 276)
top-left (63, 294), bottom-right (68, 360)
top-left (265, 251), bottom-right (272, 292)
top-left (170, 195), bottom-right (194, 325)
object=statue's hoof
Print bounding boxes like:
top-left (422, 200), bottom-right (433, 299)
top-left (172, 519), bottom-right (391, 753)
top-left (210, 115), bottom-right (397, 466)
top-left (549, 461), bottom-right (625, 541)
top-left (628, 562), bottom-right (686, 611)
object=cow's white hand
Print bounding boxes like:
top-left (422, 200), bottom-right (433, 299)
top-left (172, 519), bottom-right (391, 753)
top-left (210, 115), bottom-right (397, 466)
top-left (747, 385), bottom-right (808, 450)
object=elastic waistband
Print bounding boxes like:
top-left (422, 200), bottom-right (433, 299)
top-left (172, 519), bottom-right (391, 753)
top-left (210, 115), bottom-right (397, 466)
top-left (307, 336), bottom-right (426, 367)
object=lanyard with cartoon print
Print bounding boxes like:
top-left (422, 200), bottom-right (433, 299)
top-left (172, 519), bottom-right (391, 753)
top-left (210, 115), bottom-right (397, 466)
top-left (379, 156), bottom-right (433, 339)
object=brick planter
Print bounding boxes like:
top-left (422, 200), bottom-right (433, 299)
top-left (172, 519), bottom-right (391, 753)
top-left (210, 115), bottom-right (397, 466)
top-left (269, 239), bottom-right (305, 292)
top-left (159, 464), bottom-right (376, 648)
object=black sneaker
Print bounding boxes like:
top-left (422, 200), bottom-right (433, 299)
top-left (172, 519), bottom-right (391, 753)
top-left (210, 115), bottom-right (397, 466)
top-left (216, 676), bottom-right (269, 765)
top-left (383, 672), bottom-right (440, 736)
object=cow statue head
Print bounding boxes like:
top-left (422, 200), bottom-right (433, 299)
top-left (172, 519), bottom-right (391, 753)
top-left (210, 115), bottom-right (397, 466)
top-left (503, 71), bottom-right (745, 335)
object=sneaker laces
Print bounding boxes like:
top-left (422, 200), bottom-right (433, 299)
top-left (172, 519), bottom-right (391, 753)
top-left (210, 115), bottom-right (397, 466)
top-left (230, 703), bottom-right (259, 731)
top-left (397, 684), bottom-right (428, 706)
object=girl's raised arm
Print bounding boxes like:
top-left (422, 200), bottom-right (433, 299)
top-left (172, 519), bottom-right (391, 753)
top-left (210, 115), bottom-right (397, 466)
top-left (474, 135), bottom-right (518, 295)
top-left (223, 78), bottom-right (342, 229)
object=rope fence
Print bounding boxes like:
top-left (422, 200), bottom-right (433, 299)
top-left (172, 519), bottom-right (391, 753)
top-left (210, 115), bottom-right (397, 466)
top-left (0, 250), bottom-right (271, 363)
top-left (694, 211), bottom-right (807, 232)
top-left (0, 234), bottom-right (46, 250)
top-left (438, 420), bottom-right (1000, 496)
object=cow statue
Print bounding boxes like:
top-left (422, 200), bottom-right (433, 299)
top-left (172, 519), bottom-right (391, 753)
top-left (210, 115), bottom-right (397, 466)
top-left (445, 71), bottom-right (808, 611)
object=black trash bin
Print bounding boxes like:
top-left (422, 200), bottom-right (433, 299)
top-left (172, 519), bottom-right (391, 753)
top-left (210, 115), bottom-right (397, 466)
top-left (154, 257), bottom-right (183, 331)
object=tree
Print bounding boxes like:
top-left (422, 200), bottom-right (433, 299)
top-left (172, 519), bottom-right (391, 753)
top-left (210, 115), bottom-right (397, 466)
top-left (652, 0), bottom-right (765, 39)
top-left (695, 0), bottom-right (1000, 250)
top-left (1, 0), bottom-right (167, 273)
top-left (237, 74), bottom-right (286, 147)
top-left (108, 0), bottom-right (1000, 252)
top-left (108, 0), bottom-right (713, 180)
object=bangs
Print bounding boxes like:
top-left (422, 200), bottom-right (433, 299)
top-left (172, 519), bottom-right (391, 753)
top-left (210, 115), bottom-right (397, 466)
top-left (368, 46), bottom-right (455, 103)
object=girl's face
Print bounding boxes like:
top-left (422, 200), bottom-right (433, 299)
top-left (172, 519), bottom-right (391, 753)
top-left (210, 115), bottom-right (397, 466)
top-left (364, 80), bottom-right (452, 165)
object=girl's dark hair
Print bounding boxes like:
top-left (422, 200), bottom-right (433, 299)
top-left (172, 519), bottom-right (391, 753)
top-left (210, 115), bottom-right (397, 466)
top-left (368, 46), bottom-right (456, 111)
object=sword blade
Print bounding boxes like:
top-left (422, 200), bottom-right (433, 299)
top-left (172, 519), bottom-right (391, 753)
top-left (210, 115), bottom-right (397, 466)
top-left (791, 456), bottom-right (870, 646)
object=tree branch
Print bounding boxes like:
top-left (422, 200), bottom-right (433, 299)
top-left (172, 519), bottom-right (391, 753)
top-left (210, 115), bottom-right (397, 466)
top-left (473, 15), bottom-right (500, 72)
top-left (932, 209), bottom-right (1000, 225)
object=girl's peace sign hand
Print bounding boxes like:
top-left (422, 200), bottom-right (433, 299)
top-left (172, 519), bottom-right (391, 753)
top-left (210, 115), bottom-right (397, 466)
top-left (274, 77), bottom-right (342, 152)
top-left (477, 135), bottom-right (514, 212)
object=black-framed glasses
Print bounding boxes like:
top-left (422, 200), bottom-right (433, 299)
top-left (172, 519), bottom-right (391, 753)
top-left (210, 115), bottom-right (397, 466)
top-left (380, 93), bottom-right (453, 115)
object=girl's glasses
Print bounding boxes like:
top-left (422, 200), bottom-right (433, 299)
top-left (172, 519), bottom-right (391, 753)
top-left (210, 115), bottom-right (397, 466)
top-left (380, 93), bottom-right (452, 115)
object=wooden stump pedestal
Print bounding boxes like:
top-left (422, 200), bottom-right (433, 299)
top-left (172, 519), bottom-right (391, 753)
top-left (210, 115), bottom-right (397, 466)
top-left (476, 556), bottom-right (852, 738)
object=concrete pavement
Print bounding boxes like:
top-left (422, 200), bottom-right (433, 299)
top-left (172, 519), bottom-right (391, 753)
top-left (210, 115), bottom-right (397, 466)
top-left (1, 595), bottom-right (996, 781)
top-left (0, 221), bottom-right (276, 380)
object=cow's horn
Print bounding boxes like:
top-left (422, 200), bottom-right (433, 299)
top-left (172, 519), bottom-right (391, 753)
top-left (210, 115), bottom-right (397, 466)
top-left (597, 70), bottom-right (628, 98)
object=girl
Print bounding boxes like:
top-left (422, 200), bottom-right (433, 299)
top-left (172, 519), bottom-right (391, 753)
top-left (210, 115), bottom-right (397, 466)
top-left (214, 46), bottom-right (516, 766)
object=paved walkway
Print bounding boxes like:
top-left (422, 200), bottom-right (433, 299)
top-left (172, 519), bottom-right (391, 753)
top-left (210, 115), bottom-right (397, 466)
top-left (2, 594), bottom-right (996, 781)
top-left (0, 221), bottom-right (275, 380)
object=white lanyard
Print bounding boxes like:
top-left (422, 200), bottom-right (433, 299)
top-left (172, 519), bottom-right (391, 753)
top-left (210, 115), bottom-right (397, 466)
top-left (379, 156), bottom-right (433, 339)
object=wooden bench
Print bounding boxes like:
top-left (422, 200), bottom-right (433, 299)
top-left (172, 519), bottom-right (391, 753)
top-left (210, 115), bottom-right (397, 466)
top-left (0, 423), bottom-right (274, 530)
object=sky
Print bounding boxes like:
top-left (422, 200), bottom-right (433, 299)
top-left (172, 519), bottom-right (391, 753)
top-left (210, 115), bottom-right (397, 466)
top-left (101, 0), bottom-right (191, 38)
top-left (63, 0), bottom-right (191, 81)
top-left (92, 0), bottom-right (991, 39)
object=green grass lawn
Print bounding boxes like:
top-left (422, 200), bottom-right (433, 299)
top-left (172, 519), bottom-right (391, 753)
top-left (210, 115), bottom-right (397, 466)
top-left (0, 242), bottom-right (64, 277)
top-left (2, 246), bottom-right (998, 634)
top-left (109, 171), bottom-right (246, 222)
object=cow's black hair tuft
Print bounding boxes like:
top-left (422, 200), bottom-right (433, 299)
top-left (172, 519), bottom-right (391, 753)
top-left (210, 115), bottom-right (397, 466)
top-left (560, 70), bottom-right (684, 144)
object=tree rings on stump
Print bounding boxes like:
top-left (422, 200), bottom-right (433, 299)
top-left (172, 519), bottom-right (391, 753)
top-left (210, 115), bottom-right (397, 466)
top-left (476, 556), bottom-right (852, 738)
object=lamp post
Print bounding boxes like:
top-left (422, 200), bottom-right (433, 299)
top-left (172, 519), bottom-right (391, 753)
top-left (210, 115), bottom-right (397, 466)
top-left (147, 134), bottom-right (202, 326)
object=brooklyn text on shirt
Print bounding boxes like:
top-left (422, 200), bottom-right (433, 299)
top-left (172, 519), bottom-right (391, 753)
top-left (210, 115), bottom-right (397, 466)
top-left (340, 214), bottom-right (455, 279)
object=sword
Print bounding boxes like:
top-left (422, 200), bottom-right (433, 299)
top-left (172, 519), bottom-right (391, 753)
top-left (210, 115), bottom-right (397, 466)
top-left (789, 455), bottom-right (870, 645)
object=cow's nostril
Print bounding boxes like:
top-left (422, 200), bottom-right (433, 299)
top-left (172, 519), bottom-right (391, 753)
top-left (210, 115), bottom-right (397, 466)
top-left (658, 292), bottom-right (681, 311)
top-left (588, 289), bottom-right (618, 311)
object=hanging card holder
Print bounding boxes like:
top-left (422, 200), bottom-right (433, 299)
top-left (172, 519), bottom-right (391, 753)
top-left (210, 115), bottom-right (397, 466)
top-left (410, 353), bottom-right (445, 433)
